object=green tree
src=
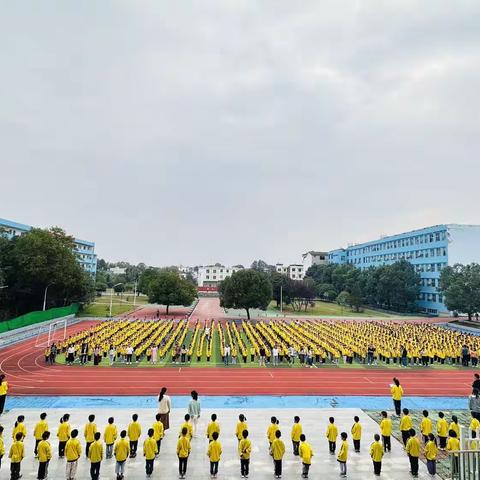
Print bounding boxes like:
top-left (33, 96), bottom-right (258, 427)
top-left (147, 271), bottom-right (197, 314)
top-left (270, 272), bottom-right (293, 307)
top-left (138, 267), bottom-right (160, 294)
top-left (219, 269), bottom-right (272, 319)
top-left (336, 291), bottom-right (350, 312)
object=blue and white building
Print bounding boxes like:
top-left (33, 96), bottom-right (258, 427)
top-left (0, 217), bottom-right (97, 276)
top-left (329, 224), bottom-right (480, 315)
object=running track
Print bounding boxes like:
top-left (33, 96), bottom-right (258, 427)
top-left (0, 317), bottom-right (474, 397)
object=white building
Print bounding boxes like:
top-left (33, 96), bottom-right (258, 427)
top-left (275, 263), bottom-right (305, 280)
top-left (178, 265), bottom-right (198, 281)
top-left (197, 264), bottom-right (244, 287)
top-left (302, 251), bottom-right (328, 273)
top-left (109, 266), bottom-right (126, 275)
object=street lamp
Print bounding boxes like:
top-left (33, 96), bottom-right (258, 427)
top-left (43, 282), bottom-right (55, 311)
top-left (110, 283), bottom-right (123, 317)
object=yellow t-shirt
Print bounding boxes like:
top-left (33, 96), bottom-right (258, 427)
top-left (291, 423), bottom-right (303, 442)
top-left (0, 381), bottom-right (8, 395)
top-left (104, 424), bottom-right (118, 445)
top-left (271, 438), bottom-right (285, 461)
top-left (238, 438), bottom-right (251, 459)
top-left (114, 438), bottom-right (129, 462)
top-left (236, 421), bottom-right (248, 441)
top-left (88, 440), bottom-right (103, 463)
top-left (84, 422), bottom-right (97, 443)
top-left (406, 437), bottom-right (420, 457)
top-left (9, 440), bottom-right (24, 463)
top-left (153, 421), bottom-right (164, 441)
top-left (267, 424), bottom-right (279, 443)
top-left (0, 435), bottom-right (4, 457)
top-left (326, 423), bottom-right (338, 442)
top-left (400, 415), bottom-right (413, 432)
top-left (370, 441), bottom-right (383, 462)
top-left (390, 385), bottom-right (403, 400)
top-left (351, 422), bottom-right (362, 440)
top-left (34, 420), bottom-right (49, 440)
top-left (449, 422), bottom-right (460, 439)
top-left (424, 440), bottom-right (438, 461)
top-left (37, 440), bottom-right (52, 462)
top-left (179, 422), bottom-right (193, 440)
top-left (420, 418), bottom-right (432, 436)
top-left (12, 423), bottom-right (27, 440)
top-left (143, 437), bottom-right (158, 460)
top-left (65, 438), bottom-right (82, 461)
top-left (437, 419), bottom-right (448, 437)
top-left (176, 436), bottom-right (191, 458)
top-left (471, 418), bottom-right (480, 432)
top-left (207, 421), bottom-right (220, 441)
top-left (207, 439), bottom-right (222, 462)
top-left (57, 422), bottom-right (71, 442)
top-left (299, 441), bottom-right (313, 464)
top-left (380, 418), bottom-right (392, 436)
top-left (128, 422), bottom-right (142, 441)
top-left (337, 440), bottom-right (348, 462)
top-left (447, 437), bottom-right (460, 455)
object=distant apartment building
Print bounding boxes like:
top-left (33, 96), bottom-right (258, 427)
top-left (178, 265), bottom-right (198, 281)
top-left (108, 266), bottom-right (126, 275)
top-left (301, 251), bottom-right (328, 273)
top-left (275, 263), bottom-right (305, 280)
top-left (328, 224), bottom-right (480, 315)
top-left (197, 264), bottom-right (244, 287)
top-left (0, 217), bottom-right (97, 277)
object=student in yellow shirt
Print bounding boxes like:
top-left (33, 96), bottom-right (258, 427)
top-left (177, 426), bottom-right (191, 479)
top-left (370, 433), bottom-right (383, 476)
top-left (143, 428), bottom-right (158, 478)
top-left (207, 414), bottom-right (220, 443)
top-left (88, 431), bottom-right (103, 480)
top-left (267, 416), bottom-right (279, 446)
top-left (65, 429), bottom-right (82, 480)
top-left (57, 414), bottom-right (71, 458)
top-left (238, 429), bottom-right (251, 478)
top-left (128, 414), bottom-right (142, 458)
top-left (400, 408), bottom-right (413, 446)
top-left (351, 416), bottom-right (362, 453)
top-left (437, 412), bottom-right (448, 450)
top-left (405, 429), bottom-right (420, 478)
top-left (447, 430), bottom-right (460, 476)
top-left (207, 431), bottom-right (222, 478)
top-left (84, 414), bottom-right (97, 458)
top-left (0, 425), bottom-right (4, 469)
top-left (291, 416), bottom-right (302, 456)
top-left (104, 417), bottom-right (117, 459)
top-left (471, 412), bottom-right (480, 439)
top-left (236, 414), bottom-right (248, 442)
top-left (9, 431), bottom-right (24, 480)
top-left (34, 412), bottom-right (48, 456)
top-left (179, 414), bottom-right (193, 441)
top-left (420, 410), bottom-right (432, 444)
top-left (337, 432), bottom-right (348, 478)
top-left (37, 431), bottom-right (52, 480)
top-left (12, 415), bottom-right (27, 442)
top-left (299, 434), bottom-right (313, 479)
top-left (114, 430), bottom-right (129, 480)
top-left (326, 417), bottom-right (338, 454)
top-left (380, 411), bottom-right (392, 452)
top-left (449, 415), bottom-right (460, 439)
top-left (390, 377), bottom-right (403, 416)
top-left (153, 413), bottom-right (164, 455)
top-left (424, 433), bottom-right (438, 476)
top-left (271, 429), bottom-right (285, 479)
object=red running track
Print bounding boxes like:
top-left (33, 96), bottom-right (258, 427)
top-left (0, 320), bottom-right (474, 397)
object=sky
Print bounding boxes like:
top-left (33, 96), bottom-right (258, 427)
top-left (1, 1), bottom-right (479, 267)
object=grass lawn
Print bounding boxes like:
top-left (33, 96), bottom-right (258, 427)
top-left (78, 293), bottom-right (149, 317)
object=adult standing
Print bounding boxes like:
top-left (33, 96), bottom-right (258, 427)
top-left (158, 387), bottom-right (171, 431)
top-left (151, 345), bottom-right (158, 365)
top-left (473, 374), bottom-right (480, 393)
top-left (0, 374), bottom-right (8, 415)
top-left (470, 389), bottom-right (480, 420)
top-left (224, 344), bottom-right (231, 366)
top-left (400, 345), bottom-right (408, 368)
top-left (390, 378), bottom-right (403, 416)
top-left (188, 391), bottom-right (201, 437)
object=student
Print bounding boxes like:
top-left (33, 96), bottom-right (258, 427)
top-left (177, 426), bottom-right (191, 479)
top-left (291, 416), bottom-right (302, 456)
top-left (114, 430), bottom-right (129, 480)
top-left (207, 430), bottom-right (222, 479)
top-left (236, 414), bottom-right (248, 442)
top-left (337, 432), bottom-right (348, 478)
top-left (238, 429), bottom-right (251, 479)
top-left (84, 414), bottom-right (97, 458)
top-left (351, 416), bottom-right (362, 453)
top-left (447, 430), bottom-right (461, 475)
top-left (424, 433), bottom-right (438, 476)
top-left (400, 408), bottom-right (413, 446)
top-left (65, 429), bottom-right (82, 480)
top-left (471, 411), bottom-right (480, 439)
top-left (37, 431), bottom-right (52, 480)
top-left (326, 417), bottom-right (338, 454)
top-left (0, 425), bottom-right (4, 469)
top-left (420, 410), bottom-right (432, 444)
top-left (390, 377), bottom-right (403, 416)
top-left (449, 415), bottom-right (460, 439)
top-left (299, 434), bottom-right (313, 479)
top-left (370, 433), bottom-right (383, 476)
top-left (88, 431), bottom-right (103, 480)
top-left (12, 416), bottom-right (27, 442)
top-left (405, 429), bottom-right (420, 478)
top-left (128, 414), bottom-right (142, 458)
top-left (9, 432), bottom-right (24, 480)
top-left (437, 412), bottom-right (448, 450)
top-left (143, 428), bottom-right (158, 478)
top-left (153, 414), bottom-right (164, 455)
top-left (188, 391), bottom-right (201, 437)
top-left (57, 414), bottom-right (71, 458)
top-left (34, 413), bottom-right (48, 456)
top-left (0, 374), bottom-right (8, 415)
top-left (380, 411), bottom-right (392, 452)
top-left (207, 414), bottom-right (220, 443)
top-left (271, 429), bottom-right (285, 479)
top-left (267, 416), bottom-right (279, 447)
top-left (180, 414), bottom-right (193, 441)
top-left (104, 417), bottom-right (117, 459)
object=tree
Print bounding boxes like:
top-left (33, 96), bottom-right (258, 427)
top-left (138, 267), bottom-right (160, 294)
top-left (250, 260), bottom-right (274, 274)
top-left (345, 268), bottom-right (365, 312)
top-left (440, 263), bottom-right (480, 320)
top-left (147, 271), bottom-right (197, 314)
top-left (219, 269), bottom-right (272, 319)
top-left (269, 272), bottom-right (293, 307)
top-left (336, 291), bottom-right (350, 311)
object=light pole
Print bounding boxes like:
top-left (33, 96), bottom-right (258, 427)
top-left (110, 283), bottom-right (123, 317)
top-left (43, 282), bottom-right (54, 311)
top-left (133, 280), bottom-right (138, 308)
top-left (280, 285), bottom-right (283, 314)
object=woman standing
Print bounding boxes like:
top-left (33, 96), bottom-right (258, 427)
top-left (390, 378), bottom-right (403, 416)
top-left (158, 387), bottom-right (171, 431)
top-left (188, 391), bottom-right (201, 437)
top-left (0, 374), bottom-right (8, 415)
top-left (470, 389), bottom-right (480, 420)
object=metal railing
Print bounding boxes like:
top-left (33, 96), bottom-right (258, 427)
top-left (450, 440), bottom-right (480, 480)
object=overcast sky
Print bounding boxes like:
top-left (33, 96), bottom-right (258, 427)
top-left (1, 1), bottom-right (479, 267)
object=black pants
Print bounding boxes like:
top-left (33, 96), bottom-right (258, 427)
top-left (423, 435), bottom-right (429, 444)
top-left (0, 394), bottom-right (6, 415)
top-left (59, 441), bottom-right (67, 457)
top-left (353, 439), bottom-right (360, 452)
top-left (10, 462), bottom-right (21, 480)
top-left (156, 439), bottom-right (162, 453)
top-left (382, 435), bottom-right (391, 452)
top-left (302, 463), bottom-right (310, 477)
top-left (210, 461), bottom-right (218, 475)
top-left (38, 461), bottom-right (49, 479)
top-left (145, 459), bottom-right (154, 475)
top-left (292, 440), bottom-right (300, 455)
top-left (90, 461), bottom-right (100, 480)
top-left (373, 461), bottom-right (381, 475)
top-left (393, 399), bottom-right (401, 416)
top-left (130, 440), bottom-right (138, 456)
top-left (179, 456), bottom-right (188, 475)
top-left (401, 430), bottom-right (410, 446)
top-left (34, 439), bottom-right (40, 455)
top-left (439, 436), bottom-right (447, 449)
top-left (240, 459), bottom-right (249, 476)
top-left (409, 455), bottom-right (419, 476)
top-left (86, 441), bottom-right (92, 457)
top-left (329, 441), bottom-right (336, 453)
top-left (274, 459), bottom-right (282, 476)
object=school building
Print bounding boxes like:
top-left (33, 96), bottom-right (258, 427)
top-left (328, 224), bottom-right (480, 315)
top-left (0, 217), bottom-right (97, 277)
